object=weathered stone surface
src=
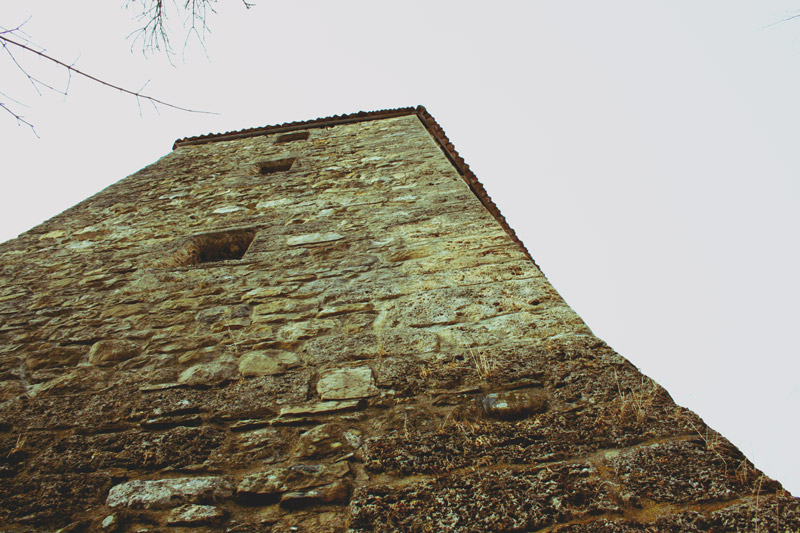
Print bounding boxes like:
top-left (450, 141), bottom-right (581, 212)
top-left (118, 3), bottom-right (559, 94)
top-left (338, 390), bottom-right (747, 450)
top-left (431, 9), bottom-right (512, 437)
top-left (0, 379), bottom-right (26, 401)
top-left (605, 438), bottom-right (767, 504)
top-left (237, 462), bottom-right (350, 503)
top-left (87, 339), bottom-right (140, 365)
top-left (166, 503), bottom-right (228, 525)
top-left (550, 493), bottom-right (800, 531)
top-left (100, 514), bottom-right (117, 530)
top-left (212, 205), bottom-right (247, 214)
top-left (286, 232), bottom-right (343, 246)
top-left (349, 464), bottom-right (618, 531)
top-left (280, 480), bottom-right (351, 508)
top-left (317, 367), bottom-right (378, 400)
top-left (304, 329), bottom-right (438, 363)
top-left (480, 388), bottom-right (548, 420)
top-left (296, 423), bottom-right (360, 459)
top-left (177, 360), bottom-right (238, 386)
top-left (32, 426), bottom-right (225, 473)
top-left (106, 476), bottom-right (233, 509)
top-left (1, 110), bottom-right (797, 531)
top-left (238, 350), bottom-right (299, 376)
top-left (0, 473), bottom-right (112, 527)
top-left (361, 374), bottom-right (703, 476)
top-left (241, 286), bottom-right (290, 302)
top-left (278, 399), bottom-right (362, 417)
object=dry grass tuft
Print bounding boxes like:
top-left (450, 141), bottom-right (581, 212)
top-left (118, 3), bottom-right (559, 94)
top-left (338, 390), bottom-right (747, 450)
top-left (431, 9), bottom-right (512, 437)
top-left (469, 349), bottom-right (496, 379)
top-left (615, 372), bottom-right (660, 423)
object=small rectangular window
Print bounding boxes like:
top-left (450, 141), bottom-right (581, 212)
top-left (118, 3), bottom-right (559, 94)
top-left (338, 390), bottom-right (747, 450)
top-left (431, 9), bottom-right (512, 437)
top-left (167, 228), bottom-right (256, 267)
top-left (275, 131), bottom-right (309, 143)
top-left (255, 158), bottom-right (295, 175)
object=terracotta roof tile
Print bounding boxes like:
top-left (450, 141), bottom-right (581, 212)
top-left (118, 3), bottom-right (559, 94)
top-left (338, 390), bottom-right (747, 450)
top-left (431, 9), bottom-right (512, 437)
top-left (172, 107), bottom-right (417, 149)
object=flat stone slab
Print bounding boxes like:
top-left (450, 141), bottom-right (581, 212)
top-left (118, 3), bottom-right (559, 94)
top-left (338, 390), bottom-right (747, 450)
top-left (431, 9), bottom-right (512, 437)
top-left (178, 361), bottom-right (238, 387)
top-left (287, 232), bottom-right (343, 246)
top-left (88, 339), bottom-right (140, 365)
top-left (166, 504), bottom-right (228, 526)
top-left (239, 350), bottom-right (299, 376)
top-left (480, 389), bottom-right (548, 420)
top-left (106, 476), bottom-right (233, 509)
top-left (238, 462), bottom-right (349, 499)
top-left (279, 400), bottom-right (362, 417)
top-left (212, 206), bottom-right (246, 214)
top-left (317, 367), bottom-right (378, 400)
top-left (280, 480), bottom-right (351, 509)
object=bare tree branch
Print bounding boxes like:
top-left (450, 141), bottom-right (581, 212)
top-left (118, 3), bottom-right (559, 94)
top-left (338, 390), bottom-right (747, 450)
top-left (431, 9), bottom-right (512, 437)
top-left (0, 92), bottom-right (37, 136)
top-left (0, 33), bottom-right (216, 114)
top-left (125, 0), bottom-right (255, 55)
top-left (763, 11), bottom-right (800, 29)
top-left (1, 34), bottom-right (66, 96)
top-left (126, 0), bottom-right (214, 56)
top-left (1, 1), bottom-right (255, 133)
top-left (126, 0), bottom-right (172, 55)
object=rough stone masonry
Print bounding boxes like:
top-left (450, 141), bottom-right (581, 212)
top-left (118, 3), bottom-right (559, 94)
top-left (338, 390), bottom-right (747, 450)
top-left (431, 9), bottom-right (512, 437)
top-left (0, 106), bottom-right (798, 531)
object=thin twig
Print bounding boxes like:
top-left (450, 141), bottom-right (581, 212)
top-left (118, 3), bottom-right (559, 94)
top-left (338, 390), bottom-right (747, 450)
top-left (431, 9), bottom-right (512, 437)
top-left (762, 12), bottom-right (800, 30)
top-left (0, 34), bottom-right (216, 114)
top-left (0, 101), bottom-right (37, 136)
top-left (0, 89), bottom-right (29, 109)
top-left (1, 37), bottom-right (64, 95)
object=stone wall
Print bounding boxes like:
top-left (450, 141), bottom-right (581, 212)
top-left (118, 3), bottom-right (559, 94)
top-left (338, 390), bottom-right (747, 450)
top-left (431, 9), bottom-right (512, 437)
top-left (0, 111), bottom-right (797, 531)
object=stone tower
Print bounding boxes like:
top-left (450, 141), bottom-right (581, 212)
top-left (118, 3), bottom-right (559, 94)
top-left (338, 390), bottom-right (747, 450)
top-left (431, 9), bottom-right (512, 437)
top-left (0, 107), bottom-right (797, 531)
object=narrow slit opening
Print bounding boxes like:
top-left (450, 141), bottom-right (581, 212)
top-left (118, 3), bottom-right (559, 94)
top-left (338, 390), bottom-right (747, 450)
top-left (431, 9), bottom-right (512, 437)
top-left (256, 158), bottom-right (295, 175)
top-left (275, 131), bottom-right (309, 143)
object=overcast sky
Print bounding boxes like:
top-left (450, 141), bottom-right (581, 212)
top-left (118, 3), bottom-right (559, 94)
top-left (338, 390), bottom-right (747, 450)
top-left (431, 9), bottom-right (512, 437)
top-left (2, 1), bottom-right (799, 495)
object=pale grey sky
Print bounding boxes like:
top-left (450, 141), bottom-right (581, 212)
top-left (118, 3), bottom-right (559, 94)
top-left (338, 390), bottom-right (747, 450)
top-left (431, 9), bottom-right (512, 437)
top-left (2, 1), bottom-right (799, 494)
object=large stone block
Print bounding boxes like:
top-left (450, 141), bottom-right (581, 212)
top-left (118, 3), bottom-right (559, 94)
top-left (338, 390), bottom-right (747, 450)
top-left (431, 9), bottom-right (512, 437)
top-left (317, 367), bottom-right (378, 400)
top-left (106, 476), bottom-right (233, 509)
top-left (88, 340), bottom-right (140, 365)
